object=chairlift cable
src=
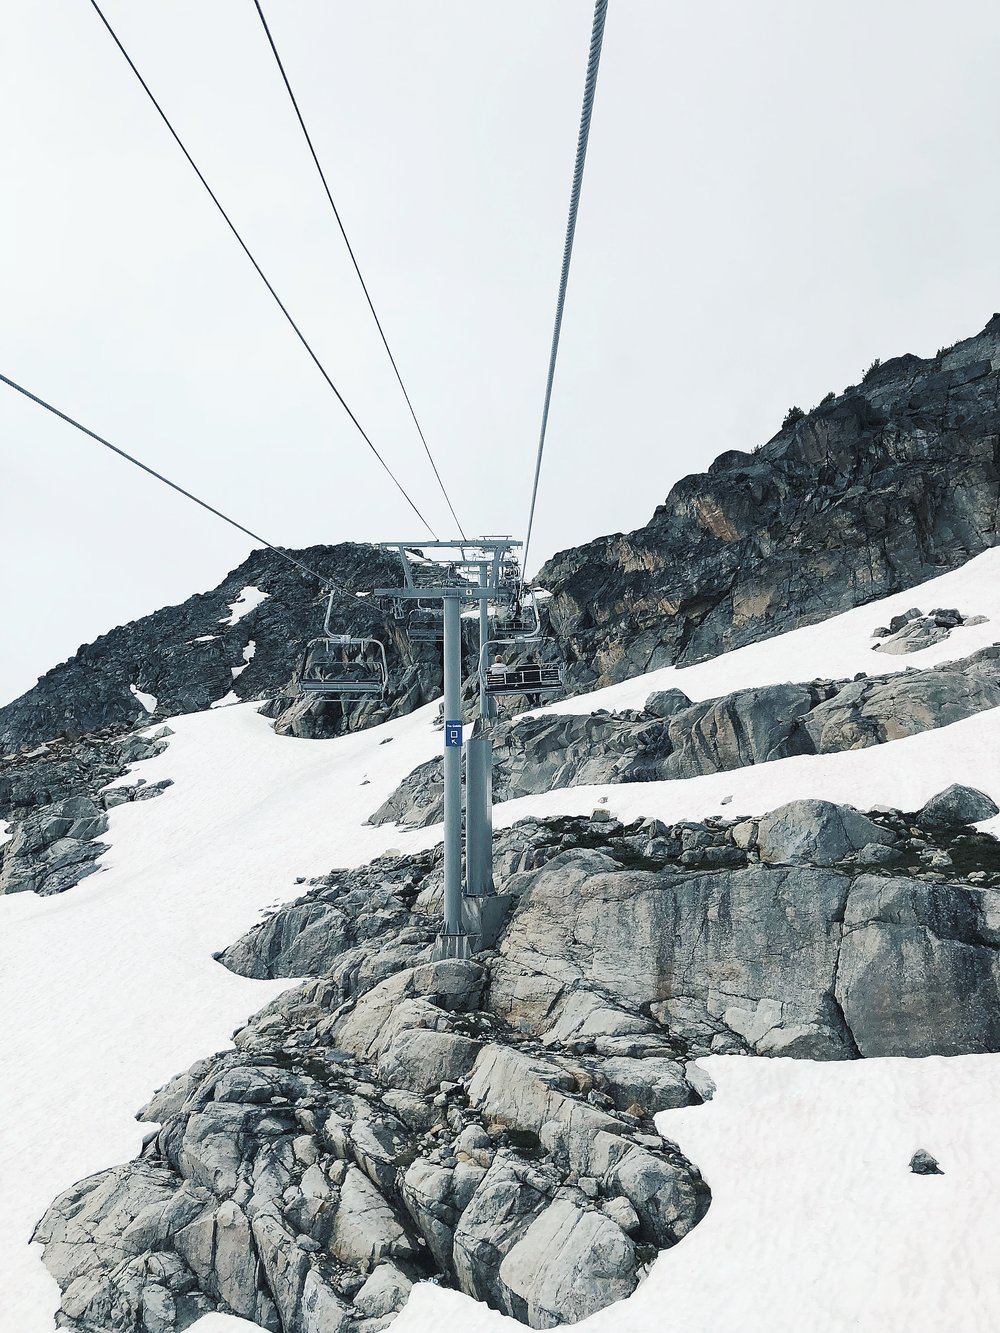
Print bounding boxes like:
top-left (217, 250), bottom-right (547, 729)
top-left (88, 0), bottom-right (439, 539)
top-left (0, 370), bottom-right (331, 588)
top-left (520, 0), bottom-right (608, 581)
top-left (251, 0), bottom-right (468, 542)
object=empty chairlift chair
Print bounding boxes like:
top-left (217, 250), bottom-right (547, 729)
top-left (407, 608), bottom-right (444, 643)
top-left (298, 595), bottom-right (388, 703)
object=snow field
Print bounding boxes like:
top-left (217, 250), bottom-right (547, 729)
top-left (385, 1055), bottom-right (1000, 1333)
top-left (219, 585), bottom-right (269, 627)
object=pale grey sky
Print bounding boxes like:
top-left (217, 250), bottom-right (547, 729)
top-left (2, 0), bottom-right (999, 707)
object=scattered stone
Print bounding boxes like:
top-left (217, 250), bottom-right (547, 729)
top-left (910, 1150), bottom-right (944, 1176)
top-left (756, 800), bottom-right (893, 866)
top-left (601, 1196), bottom-right (641, 1233)
top-left (918, 785), bottom-right (1000, 829)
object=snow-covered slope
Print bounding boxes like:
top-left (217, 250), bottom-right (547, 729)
top-left (3, 550), bottom-right (1000, 1332)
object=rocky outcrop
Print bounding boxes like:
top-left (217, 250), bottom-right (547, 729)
top-left (34, 791), bottom-right (1000, 1330)
top-left (0, 724), bottom-right (174, 895)
top-left (372, 649), bottom-right (1000, 828)
top-left (538, 316), bottom-right (1000, 688)
top-left (36, 957), bottom-right (708, 1333)
top-left (870, 605), bottom-right (989, 654)
top-left (0, 545), bottom-right (462, 755)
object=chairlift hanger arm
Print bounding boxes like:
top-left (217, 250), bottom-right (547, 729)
top-left (374, 585), bottom-right (499, 602)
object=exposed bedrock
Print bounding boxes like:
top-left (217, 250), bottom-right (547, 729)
top-left (0, 725), bottom-right (174, 896)
top-left (537, 316), bottom-right (1000, 687)
top-left (34, 792), bottom-right (1000, 1331)
top-left (36, 957), bottom-right (708, 1333)
top-left (371, 648), bottom-right (1000, 829)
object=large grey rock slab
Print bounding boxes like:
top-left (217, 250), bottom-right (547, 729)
top-left (452, 1156), bottom-right (552, 1315)
top-left (837, 876), bottom-right (1000, 1056)
top-left (498, 1198), bottom-right (638, 1327)
top-left (918, 784), bottom-right (1000, 828)
top-left (491, 850), bottom-right (854, 1057)
top-left (756, 800), bottom-right (893, 866)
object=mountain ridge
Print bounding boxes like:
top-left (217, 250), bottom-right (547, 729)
top-left (3, 315), bottom-right (999, 759)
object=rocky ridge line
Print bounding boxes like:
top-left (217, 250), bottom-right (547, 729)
top-left (5, 317), bottom-right (1000, 754)
top-left (538, 315), bottom-right (1000, 687)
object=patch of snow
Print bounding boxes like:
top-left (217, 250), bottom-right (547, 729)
top-left (190, 635), bottom-right (218, 643)
top-left (128, 684), bottom-right (157, 714)
top-left (218, 585), bottom-right (268, 628)
top-left (230, 640), bottom-right (256, 681)
top-left (209, 690), bottom-right (242, 709)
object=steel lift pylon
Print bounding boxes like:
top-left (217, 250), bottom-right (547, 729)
top-left (375, 539), bottom-right (519, 960)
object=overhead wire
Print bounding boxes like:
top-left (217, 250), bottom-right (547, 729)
top-left (520, 0), bottom-right (609, 581)
top-left (87, 0), bottom-right (439, 539)
top-left (0, 370), bottom-right (333, 588)
top-left (251, 0), bottom-right (468, 542)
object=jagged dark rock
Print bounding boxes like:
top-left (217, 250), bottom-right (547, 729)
top-left (537, 316), bottom-right (1000, 688)
top-left (910, 1150), bottom-right (944, 1175)
top-left (0, 724), bottom-right (175, 896)
top-left (0, 544), bottom-right (452, 755)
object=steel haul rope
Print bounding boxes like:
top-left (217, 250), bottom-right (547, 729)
top-left (0, 371), bottom-right (332, 587)
top-left (521, 0), bottom-right (609, 580)
top-left (252, 0), bottom-right (467, 542)
top-left (88, 0), bottom-right (439, 539)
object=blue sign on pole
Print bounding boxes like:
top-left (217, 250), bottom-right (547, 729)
top-left (444, 720), bottom-right (463, 748)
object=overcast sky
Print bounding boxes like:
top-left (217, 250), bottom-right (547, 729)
top-left (2, 0), bottom-right (999, 707)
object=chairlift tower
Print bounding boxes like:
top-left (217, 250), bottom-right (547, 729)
top-left (375, 538), bottom-right (520, 959)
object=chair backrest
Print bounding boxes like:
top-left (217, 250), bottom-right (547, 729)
top-left (298, 626), bottom-right (388, 702)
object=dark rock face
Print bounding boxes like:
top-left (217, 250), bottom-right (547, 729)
top-left (0, 724), bottom-right (174, 896)
top-left (0, 544), bottom-right (454, 756)
top-left (371, 651), bottom-right (1000, 829)
top-left (538, 317), bottom-right (1000, 687)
